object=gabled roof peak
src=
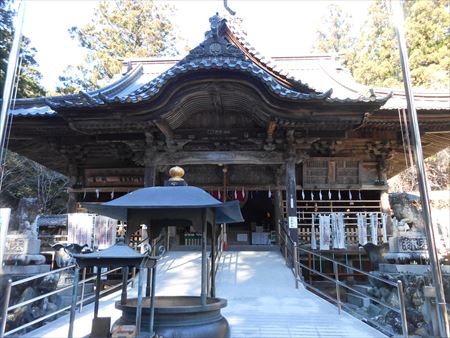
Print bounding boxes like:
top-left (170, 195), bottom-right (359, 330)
top-left (179, 14), bottom-right (322, 95)
top-left (181, 14), bottom-right (246, 64)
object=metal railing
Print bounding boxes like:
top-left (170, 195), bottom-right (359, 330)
top-left (0, 264), bottom-right (130, 337)
top-left (277, 223), bottom-right (409, 338)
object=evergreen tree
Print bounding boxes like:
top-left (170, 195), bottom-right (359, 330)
top-left (314, 1), bottom-right (449, 89)
top-left (404, 0), bottom-right (449, 89)
top-left (56, 64), bottom-right (97, 95)
top-left (349, 0), bottom-right (449, 89)
top-left (56, 0), bottom-right (177, 94)
top-left (313, 4), bottom-right (355, 55)
top-left (348, 0), bottom-right (402, 88)
top-left (0, 0), bottom-right (45, 98)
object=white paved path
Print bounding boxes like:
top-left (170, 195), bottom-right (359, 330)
top-left (217, 251), bottom-right (385, 338)
top-left (23, 250), bottom-right (385, 338)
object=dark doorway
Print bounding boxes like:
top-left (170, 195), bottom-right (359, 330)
top-left (227, 190), bottom-right (275, 245)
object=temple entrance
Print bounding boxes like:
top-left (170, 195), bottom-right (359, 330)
top-left (227, 190), bottom-right (275, 246)
top-left (170, 188), bottom-right (277, 248)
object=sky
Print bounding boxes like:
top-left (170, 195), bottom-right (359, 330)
top-left (19, 0), bottom-right (371, 91)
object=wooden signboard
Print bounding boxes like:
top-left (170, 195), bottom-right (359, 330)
top-left (84, 168), bottom-right (144, 187)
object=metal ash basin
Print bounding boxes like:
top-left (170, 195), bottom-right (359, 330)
top-left (114, 296), bottom-right (229, 338)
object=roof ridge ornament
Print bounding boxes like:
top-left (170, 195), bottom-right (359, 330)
top-left (182, 14), bottom-right (246, 63)
top-left (208, 13), bottom-right (223, 39)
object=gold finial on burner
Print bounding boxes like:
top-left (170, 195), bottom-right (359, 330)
top-left (169, 166), bottom-right (185, 181)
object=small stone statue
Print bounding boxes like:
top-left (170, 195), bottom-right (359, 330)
top-left (389, 193), bottom-right (424, 234)
top-left (11, 197), bottom-right (40, 235)
top-left (4, 197), bottom-right (47, 267)
top-left (386, 193), bottom-right (429, 264)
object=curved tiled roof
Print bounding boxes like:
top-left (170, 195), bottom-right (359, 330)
top-left (375, 88), bottom-right (450, 111)
top-left (46, 15), bottom-right (338, 110)
top-left (12, 15), bottom-right (446, 117)
top-left (37, 214), bottom-right (68, 228)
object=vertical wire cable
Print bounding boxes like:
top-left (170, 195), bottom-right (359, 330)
top-left (0, 54), bottom-right (23, 191)
top-left (401, 107), bottom-right (417, 187)
top-left (0, 0), bottom-right (26, 191)
top-left (397, 108), bottom-right (412, 189)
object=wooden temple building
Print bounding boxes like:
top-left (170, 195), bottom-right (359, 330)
top-left (8, 15), bottom-right (450, 246)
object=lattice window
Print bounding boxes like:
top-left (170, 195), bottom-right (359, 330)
top-left (303, 158), bottom-right (360, 188)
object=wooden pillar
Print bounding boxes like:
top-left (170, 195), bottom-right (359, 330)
top-left (67, 190), bottom-right (77, 213)
top-left (67, 164), bottom-right (79, 213)
top-left (274, 166), bottom-right (284, 244)
top-left (286, 159), bottom-right (298, 244)
top-left (144, 164), bottom-right (156, 187)
top-left (274, 189), bottom-right (283, 244)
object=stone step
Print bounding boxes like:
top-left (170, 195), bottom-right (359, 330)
top-left (58, 282), bottom-right (95, 297)
top-left (347, 292), bottom-right (370, 308)
top-left (352, 284), bottom-right (372, 296)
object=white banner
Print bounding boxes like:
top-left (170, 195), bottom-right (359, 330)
top-left (370, 212), bottom-right (378, 245)
top-left (357, 213), bottom-right (368, 246)
top-left (332, 213), bottom-right (346, 249)
top-left (68, 213), bottom-right (94, 248)
top-left (319, 214), bottom-right (330, 250)
top-left (382, 213), bottom-right (388, 243)
top-left (94, 215), bottom-right (118, 249)
top-left (311, 213), bottom-right (317, 250)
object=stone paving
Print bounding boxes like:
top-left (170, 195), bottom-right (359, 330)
top-left (23, 250), bottom-right (386, 338)
top-left (217, 251), bottom-right (385, 338)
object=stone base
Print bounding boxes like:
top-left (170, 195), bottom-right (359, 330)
top-left (347, 293), bottom-right (370, 308)
top-left (5, 234), bottom-right (41, 255)
top-left (379, 263), bottom-right (450, 274)
top-left (384, 252), bottom-right (429, 262)
top-left (2, 264), bottom-right (50, 275)
top-left (4, 253), bottom-right (46, 265)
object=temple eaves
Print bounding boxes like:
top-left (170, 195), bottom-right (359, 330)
top-left (10, 15), bottom-right (447, 117)
top-left (41, 14), bottom-right (393, 111)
